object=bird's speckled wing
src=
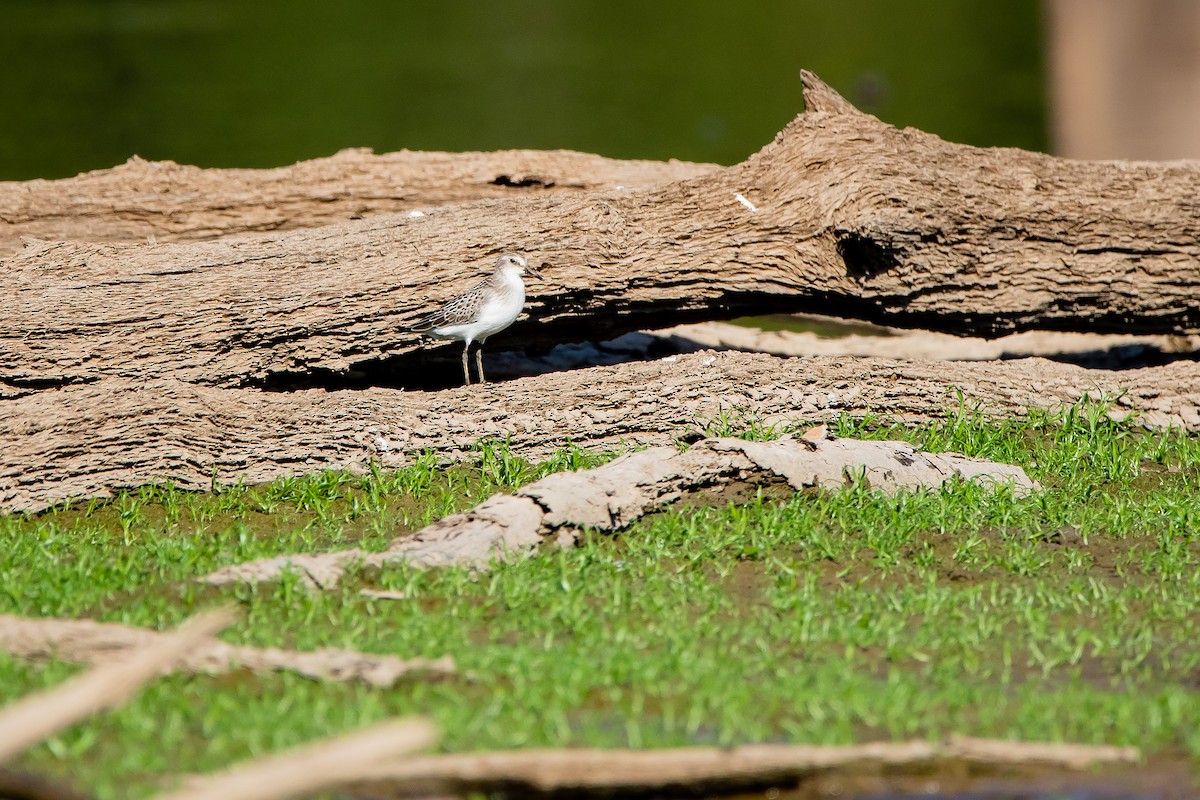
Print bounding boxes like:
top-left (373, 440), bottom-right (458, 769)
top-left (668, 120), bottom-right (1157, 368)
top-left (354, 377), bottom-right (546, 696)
top-left (405, 276), bottom-right (491, 332)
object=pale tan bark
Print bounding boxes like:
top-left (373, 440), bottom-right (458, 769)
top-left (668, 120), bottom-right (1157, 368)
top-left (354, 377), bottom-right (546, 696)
top-left (3, 351), bottom-right (1198, 514)
top-left (203, 435), bottom-right (1035, 588)
top-left (0, 148), bottom-right (714, 257)
top-left (5, 72), bottom-right (1200, 391)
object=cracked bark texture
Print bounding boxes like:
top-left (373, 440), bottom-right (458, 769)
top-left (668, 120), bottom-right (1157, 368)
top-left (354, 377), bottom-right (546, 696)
top-left (3, 351), bottom-right (1197, 514)
top-left (5, 71), bottom-right (1200, 390)
top-left (202, 435), bottom-right (1035, 588)
top-left (0, 148), bottom-right (715, 257)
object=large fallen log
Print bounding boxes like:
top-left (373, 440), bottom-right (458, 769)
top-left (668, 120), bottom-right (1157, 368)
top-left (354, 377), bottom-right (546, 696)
top-left (3, 351), bottom-right (1197, 514)
top-left (5, 71), bottom-right (1200, 390)
top-left (0, 149), bottom-right (714, 257)
top-left (203, 434), bottom-right (1035, 588)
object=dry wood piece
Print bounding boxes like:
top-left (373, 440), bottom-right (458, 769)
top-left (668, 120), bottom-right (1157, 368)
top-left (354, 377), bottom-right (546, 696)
top-left (203, 434), bottom-right (1035, 588)
top-left (349, 738), bottom-right (1140, 795)
top-left (0, 148), bottom-right (714, 256)
top-left (0, 608), bottom-right (233, 764)
top-left (156, 717), bottom-right (437, 800)
top-left (6, 72), bottom-right (1200, 390)
top-left (3, 351), bottom-right (1197, 515)
top-left (654, 320), bottom-right (1200, 368)
top-left (0, 614), bottom-right (455, 687)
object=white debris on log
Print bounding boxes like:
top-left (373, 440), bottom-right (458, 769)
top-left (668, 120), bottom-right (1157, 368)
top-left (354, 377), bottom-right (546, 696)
top-left (202, 436), bottom-right (1036, 589)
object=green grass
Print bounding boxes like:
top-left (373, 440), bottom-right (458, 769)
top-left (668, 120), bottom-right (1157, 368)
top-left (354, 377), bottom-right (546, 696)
top-left (2, 403), bottom-right (1200, 797)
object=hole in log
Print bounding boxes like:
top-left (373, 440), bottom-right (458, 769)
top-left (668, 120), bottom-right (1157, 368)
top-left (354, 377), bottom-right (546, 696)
top-left (490, 174), bottom-right (556, 188)
top-left (837, 231), bottom-right (901, 279)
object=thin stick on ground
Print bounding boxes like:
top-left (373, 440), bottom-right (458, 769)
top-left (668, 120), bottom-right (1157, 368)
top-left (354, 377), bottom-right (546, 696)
top-left (350, 738), bottom-right (1141, 795)
top-left (154, 717), bottom-right (437, 800)
top-left (0, 613), bottom-right (456, 687)
top-left (0, 608), bottom-right (234, 764)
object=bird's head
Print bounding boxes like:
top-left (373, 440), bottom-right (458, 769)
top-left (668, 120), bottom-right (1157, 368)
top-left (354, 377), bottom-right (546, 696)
top-left (496, 254), bottom-right (543, 280)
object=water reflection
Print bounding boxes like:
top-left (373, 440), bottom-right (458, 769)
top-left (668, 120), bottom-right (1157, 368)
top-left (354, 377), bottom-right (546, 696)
top-left (1, 0), bottom-right (1045, 180)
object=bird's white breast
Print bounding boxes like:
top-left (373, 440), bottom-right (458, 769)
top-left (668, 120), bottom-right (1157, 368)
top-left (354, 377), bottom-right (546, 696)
top-left (475, 273), bottom-right (525, 336)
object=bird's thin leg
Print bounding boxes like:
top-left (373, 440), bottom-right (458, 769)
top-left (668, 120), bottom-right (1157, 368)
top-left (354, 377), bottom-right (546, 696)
top-left (476, 341), bottom-right (487, 384)
top-left (461, 343), bottom-right (472, 386)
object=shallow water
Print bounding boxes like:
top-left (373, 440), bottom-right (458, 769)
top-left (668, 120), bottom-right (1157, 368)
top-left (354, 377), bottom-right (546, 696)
top-left (728, 314), bottom-right (896, 338)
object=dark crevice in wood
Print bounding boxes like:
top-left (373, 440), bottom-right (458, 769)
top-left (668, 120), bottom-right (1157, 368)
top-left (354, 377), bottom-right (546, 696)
top-left (251, 292), bottom-right (892, 392)
top-left (837, 230), bottom-right (902, 279)
top-left (489, 174), bottom-right (557, 188)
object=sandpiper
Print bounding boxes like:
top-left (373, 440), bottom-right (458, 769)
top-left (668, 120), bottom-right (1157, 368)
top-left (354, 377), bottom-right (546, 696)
top-left (405, 254), bottom-right (543, 385)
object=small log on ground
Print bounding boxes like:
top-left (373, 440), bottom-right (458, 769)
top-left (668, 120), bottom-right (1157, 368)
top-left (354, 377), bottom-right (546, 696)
top-left (0, 149), bottom-right (714, 257)
top-left (0, 614), bottom-right (455, 687)
top-left (2, 351), bottom-right (1197, 515)
top-left (348, 737), bottom-right (1139, 796)
top-left (202, 434), bottom-right (1035, 588)
top-left (6, 72), bottom-right (1200, 390)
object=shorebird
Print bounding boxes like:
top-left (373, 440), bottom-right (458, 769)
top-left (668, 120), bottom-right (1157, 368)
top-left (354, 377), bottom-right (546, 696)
top-left (405, 254), bottom-right (543, 386)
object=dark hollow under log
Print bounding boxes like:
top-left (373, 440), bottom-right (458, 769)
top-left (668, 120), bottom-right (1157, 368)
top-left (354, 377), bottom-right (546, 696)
top-left (4, 72), bottom-right (1200, 391)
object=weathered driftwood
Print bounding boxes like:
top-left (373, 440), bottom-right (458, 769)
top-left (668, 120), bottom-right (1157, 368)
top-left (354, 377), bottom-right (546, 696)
top-left (0, 614), bottom-right (455, 687)
top-left (4, 351), bottom-right (1199, 514)
top-left (0, 149), bottom-right (714, 257)
top-left (0, 609), bottom-right (233, 764)
top-left (349, 737), bottom-right (1139, 796)
top-left (5, 71), bottom-right (1200, 391)
top-left (203, 434), bottom-right (1036, 588)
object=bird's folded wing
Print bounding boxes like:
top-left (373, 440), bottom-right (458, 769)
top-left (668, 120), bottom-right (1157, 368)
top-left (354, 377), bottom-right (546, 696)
top-left (405, 281), bottom-right (487, 331)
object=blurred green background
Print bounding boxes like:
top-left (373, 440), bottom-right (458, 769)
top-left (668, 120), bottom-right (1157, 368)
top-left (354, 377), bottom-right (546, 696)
top-left (0, 0), bottom-right (1045, 181)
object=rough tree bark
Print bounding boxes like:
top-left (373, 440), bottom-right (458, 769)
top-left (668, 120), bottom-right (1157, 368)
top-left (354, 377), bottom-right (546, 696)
top-left (5, 71), bottom-right (1200, 391)
top-left (0, 149), bottom-right (714, 257)
top-left (3, 351), bottom-right (1198, 513)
